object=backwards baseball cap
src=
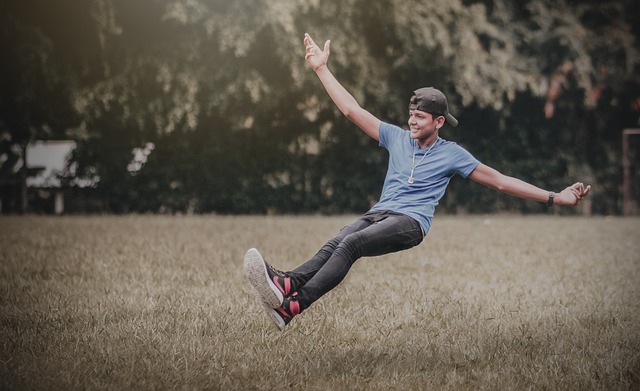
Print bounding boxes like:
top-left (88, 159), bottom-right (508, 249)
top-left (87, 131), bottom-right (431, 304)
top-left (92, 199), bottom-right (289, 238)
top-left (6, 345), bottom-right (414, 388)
top-left (409, 87), bottom-right (458, 127)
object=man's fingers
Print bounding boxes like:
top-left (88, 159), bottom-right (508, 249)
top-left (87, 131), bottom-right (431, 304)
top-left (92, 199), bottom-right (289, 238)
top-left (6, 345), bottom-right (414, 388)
top-left (305, 33), bottom-right (316, 47)
top-left (566, 183), bottom-right (591, 205)
top-left (571, 182), bottom-right (587, 197)
top-left (323, 40), bottom-right (331, 53)
top-left (572, 182), bottom-right (592, 197)
top-left (571, 188), bottom-right (581, 197)
top-left (304, 33), bottom-right (328, 53)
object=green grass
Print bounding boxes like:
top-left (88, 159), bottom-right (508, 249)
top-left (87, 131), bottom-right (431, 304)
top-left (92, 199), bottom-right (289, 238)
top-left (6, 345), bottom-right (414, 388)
top-left (1, 215), bottom-right (639, 390)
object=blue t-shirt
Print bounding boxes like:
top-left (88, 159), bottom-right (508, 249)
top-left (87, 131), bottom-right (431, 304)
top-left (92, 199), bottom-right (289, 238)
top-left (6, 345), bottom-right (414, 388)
top-left (371, 122), bottom-right (480, 236)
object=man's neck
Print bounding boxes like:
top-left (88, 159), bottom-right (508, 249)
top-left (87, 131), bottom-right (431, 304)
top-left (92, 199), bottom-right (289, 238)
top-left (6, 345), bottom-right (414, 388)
top-left (417, 133), bottom-right (439, 149)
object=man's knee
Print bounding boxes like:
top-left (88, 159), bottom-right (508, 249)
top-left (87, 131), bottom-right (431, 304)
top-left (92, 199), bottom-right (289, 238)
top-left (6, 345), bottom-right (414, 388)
top-left (334, 232), bottom-right (365, 262)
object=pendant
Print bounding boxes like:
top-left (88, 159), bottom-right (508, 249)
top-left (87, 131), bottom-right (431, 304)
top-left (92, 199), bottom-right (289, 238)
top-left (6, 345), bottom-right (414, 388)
top-left (408, 177), bottom-right (414, 184)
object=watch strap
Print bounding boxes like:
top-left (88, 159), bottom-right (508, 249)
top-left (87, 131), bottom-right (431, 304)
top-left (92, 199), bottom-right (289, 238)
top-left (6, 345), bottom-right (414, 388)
top-left (546, 192), bottom-right (555, 206)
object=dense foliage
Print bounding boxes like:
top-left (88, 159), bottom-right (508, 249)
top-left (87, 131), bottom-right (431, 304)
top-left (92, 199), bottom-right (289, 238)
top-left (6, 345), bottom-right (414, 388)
top-left (1, 0), bottom-right (639, 214)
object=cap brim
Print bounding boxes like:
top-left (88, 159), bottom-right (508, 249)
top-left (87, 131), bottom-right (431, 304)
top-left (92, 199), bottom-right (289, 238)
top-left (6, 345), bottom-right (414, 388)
top-left (445, 113), bottom-right (458, 127)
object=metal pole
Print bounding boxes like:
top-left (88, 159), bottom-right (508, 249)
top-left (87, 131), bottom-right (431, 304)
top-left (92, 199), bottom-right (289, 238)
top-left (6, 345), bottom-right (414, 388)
top-left (622, 129), bottom-right (640, 216)
top-left (20, 142), bottom-right (28, 214)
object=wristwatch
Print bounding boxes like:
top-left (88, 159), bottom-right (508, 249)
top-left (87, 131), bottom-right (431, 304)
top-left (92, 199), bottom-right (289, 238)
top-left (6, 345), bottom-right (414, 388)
top-left (546, 192), bottom-right (555, 206)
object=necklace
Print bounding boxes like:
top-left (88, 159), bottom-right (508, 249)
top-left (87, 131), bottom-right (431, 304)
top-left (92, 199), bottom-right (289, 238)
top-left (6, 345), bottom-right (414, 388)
top-left (408, 138), bottom-right (438, 184)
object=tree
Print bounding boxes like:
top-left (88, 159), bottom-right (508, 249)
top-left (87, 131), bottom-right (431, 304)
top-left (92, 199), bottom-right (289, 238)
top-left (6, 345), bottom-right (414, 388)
top-left (3, 0), bottom-right (638, 214)
top-left (0, 0), bottom-right (95, 212)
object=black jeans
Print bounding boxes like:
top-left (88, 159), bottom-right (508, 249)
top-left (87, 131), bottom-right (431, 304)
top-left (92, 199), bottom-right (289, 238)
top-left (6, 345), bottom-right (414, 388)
top-left (291, 210), bottom-right (424, 310)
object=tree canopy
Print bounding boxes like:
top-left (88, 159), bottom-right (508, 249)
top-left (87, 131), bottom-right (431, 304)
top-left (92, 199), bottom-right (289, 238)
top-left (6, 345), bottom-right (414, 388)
top-left (1, 0), bottom-right (639, 214)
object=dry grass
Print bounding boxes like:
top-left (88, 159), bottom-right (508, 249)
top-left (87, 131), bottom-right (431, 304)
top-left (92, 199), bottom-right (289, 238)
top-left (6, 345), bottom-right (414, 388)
top-left (0, 215), bottom-right (639, 390)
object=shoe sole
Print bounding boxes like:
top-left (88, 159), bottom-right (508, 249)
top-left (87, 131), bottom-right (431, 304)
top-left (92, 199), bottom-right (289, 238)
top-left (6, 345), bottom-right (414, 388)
top-left (243, 248), bottom-right (284, 309)
top-left (262, 305), bottom-right (286, 331)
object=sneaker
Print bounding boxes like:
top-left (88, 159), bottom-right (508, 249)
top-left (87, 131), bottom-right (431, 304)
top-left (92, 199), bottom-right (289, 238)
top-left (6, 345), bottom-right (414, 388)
top-left (244, 248), bottom-right (294, 309)
top-left (263, 292), bottom-right (301, 330)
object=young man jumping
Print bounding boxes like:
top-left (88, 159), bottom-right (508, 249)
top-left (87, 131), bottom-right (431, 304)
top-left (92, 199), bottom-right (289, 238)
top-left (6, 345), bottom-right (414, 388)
top-left (244, 33), bottom-right (591, 330)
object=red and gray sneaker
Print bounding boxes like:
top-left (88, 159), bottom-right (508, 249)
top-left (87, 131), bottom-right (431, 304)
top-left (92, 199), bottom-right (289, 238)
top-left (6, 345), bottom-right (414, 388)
top-left (243, 248), bottom-right (294, 309)
top-left (263, 292), bottom-right (301, 330)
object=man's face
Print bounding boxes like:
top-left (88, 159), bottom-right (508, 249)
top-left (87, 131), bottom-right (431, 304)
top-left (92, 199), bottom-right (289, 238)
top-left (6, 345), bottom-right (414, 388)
top-left (408, 109), bottom-right (443, 142)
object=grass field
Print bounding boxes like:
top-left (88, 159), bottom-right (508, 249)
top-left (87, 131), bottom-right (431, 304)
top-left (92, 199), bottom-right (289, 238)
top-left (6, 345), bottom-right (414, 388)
top-left (1, 215), bottom-right (639, 390)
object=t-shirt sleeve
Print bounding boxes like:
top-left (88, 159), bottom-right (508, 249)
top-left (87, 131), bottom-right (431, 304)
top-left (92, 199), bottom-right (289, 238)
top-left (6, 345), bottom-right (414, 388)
top-left (452, 145), bottom-right (480, 178)
top-left (378, 122), bottom-right (403, 149)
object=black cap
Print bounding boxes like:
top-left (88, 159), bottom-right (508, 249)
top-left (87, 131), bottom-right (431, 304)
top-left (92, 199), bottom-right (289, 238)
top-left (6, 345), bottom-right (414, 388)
top-left (408, 87), bottom-right (458, 127)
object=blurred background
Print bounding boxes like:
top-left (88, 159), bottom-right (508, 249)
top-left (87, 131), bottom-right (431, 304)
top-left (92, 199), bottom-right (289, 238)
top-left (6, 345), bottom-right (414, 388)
top-left (1, 0), bottom-right (639, 216)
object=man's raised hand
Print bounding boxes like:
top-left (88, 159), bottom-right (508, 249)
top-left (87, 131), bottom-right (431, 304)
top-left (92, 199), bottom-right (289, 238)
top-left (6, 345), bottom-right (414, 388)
top-left (304, 33), bottom-right (330, 72)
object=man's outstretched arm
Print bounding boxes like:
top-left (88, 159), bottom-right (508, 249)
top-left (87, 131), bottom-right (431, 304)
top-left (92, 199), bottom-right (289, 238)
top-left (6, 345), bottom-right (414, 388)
top-left (469, 163), bottom-right (591, 206)
top-left (304, 33), bottom-right (381, 141)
